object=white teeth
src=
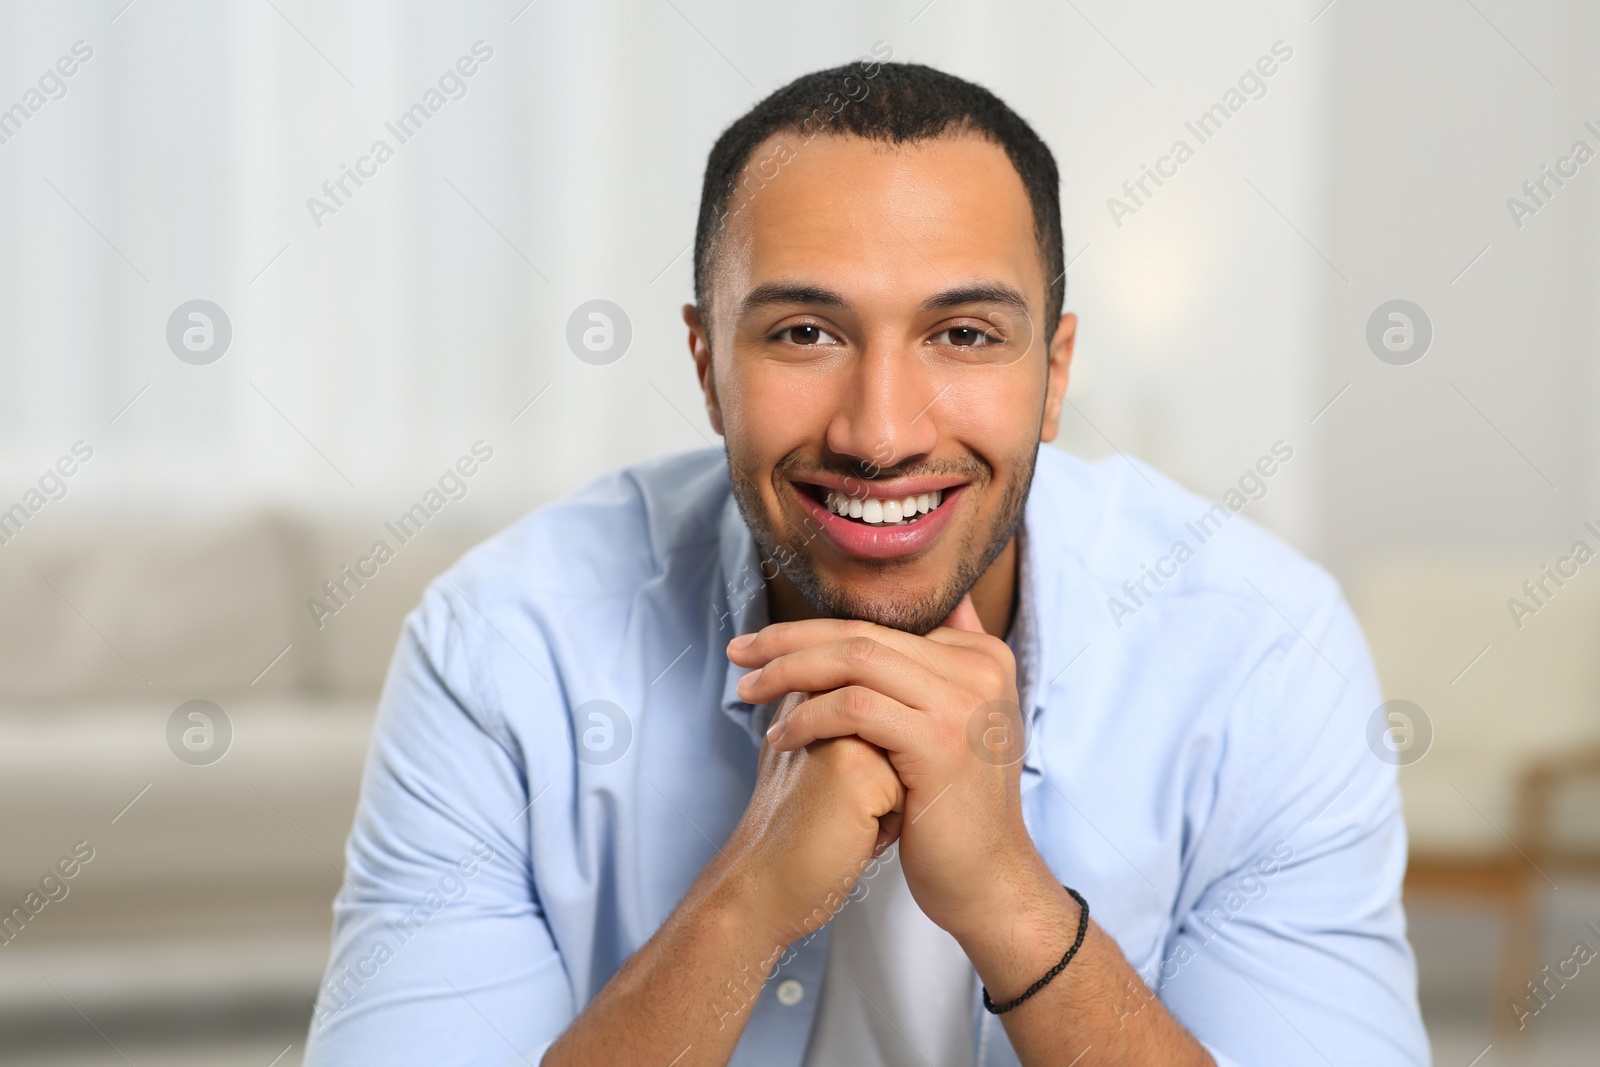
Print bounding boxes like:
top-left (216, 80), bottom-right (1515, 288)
top-left (823, 487), bottom-right (947, 525)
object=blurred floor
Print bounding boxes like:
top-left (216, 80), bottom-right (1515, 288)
top-left (1413, 881), bottom-right (1600, 1067)
top-left (4, 1033), bottom-right (305, 1067)
top-left (0, 930), bottom-right (318, 1067)
top-left (1, 1002), bottom-right (307, 1067)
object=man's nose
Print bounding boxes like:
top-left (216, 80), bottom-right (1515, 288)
top-left (823, 341), bottom-right (940, 472)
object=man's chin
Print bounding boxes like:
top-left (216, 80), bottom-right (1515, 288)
top-left (796, 575), bottom-right (966, 636)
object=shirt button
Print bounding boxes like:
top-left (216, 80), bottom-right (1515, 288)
top-left (775, 979), bottom-right (805, 1006)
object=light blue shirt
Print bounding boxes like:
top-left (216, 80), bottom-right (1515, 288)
top-left (305, 445), bottom-right (1428, 1067)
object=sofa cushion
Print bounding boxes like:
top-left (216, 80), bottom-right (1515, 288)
top-left (0, 697), bottom-right (374, 909)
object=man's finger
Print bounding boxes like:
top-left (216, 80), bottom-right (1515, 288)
top-left (738, 637), bottom-right (935, 710)
top-left (766, 685), bottom-right (920, 755)
top-left (729, 617), bottom-right (930, 668)
top-left (940, 593), bottom-right (985, 634)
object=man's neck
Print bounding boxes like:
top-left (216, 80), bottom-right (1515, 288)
top-left (764, 536), bottom-right (1020, 638)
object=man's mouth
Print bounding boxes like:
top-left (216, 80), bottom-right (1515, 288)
top-left (788, 479), bottom-right (967, 561)
top-left (819, 488), bottom-right (946, 526)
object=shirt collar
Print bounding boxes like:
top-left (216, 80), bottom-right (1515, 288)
top-left (716, 491), bottom-right (777, 746)
top-left (1007, 521), bottom-right (1049, 787)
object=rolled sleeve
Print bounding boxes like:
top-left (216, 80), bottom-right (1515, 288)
top-left (1158, 592), bottom-right (1429, 1067)
top-left (304, 586), bottom-right (574, 1066)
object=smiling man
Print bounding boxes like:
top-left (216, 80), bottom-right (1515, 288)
top-left (306, 62), bottom-right (1428, 1067)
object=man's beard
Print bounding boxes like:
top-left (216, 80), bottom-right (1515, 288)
top-left (727, 446), bottom-right (1038, 636)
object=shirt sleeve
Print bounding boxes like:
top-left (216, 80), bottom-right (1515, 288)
top-left (1156, 590), bottom-right (1430, 1067)
top-left (303, 583), bottom-right (573, 1066)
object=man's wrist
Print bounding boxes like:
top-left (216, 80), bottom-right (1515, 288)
top-left (949, 856), bottom-right (1085, 1005)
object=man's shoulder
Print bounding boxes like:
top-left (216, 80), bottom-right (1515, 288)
top-left (1030, 451), bottom-right (1380, 821)
top-left (1031, 445), bottom-right (1342, 626)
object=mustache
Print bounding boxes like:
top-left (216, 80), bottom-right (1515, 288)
top-left (775, 452), bottom-right (990, 485)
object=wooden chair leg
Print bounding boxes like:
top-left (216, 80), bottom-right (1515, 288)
top-left (1492, 873), bottom-right (1538, 1036)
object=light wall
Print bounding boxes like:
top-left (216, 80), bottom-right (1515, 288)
top-left (1319, 0), bottom-right (1600, 579)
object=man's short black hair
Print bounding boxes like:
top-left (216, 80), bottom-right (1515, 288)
top-left (693, 59), bottom-right (1065, 334)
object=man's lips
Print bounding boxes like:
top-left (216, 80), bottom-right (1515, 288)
top-left (791, 480), bottom-right (967, 561)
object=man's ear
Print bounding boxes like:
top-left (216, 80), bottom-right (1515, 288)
top-left (683, 302), bottom-right (725, 435)
top-left (1039, 311), bottom-right (1076, 444)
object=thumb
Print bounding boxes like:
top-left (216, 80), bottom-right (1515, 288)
top-left (941, 593), bottom-right (986, 634)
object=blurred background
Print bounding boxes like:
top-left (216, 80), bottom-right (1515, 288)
top-left (1, 0), bottom-right (1597, 1063)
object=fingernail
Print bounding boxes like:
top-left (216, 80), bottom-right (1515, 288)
top-left (765, 720), bottom-right (785, 744)
top-left (729, 633), bottom-right (756, 651)
top-left (738, 667), bottom-right (762, 694)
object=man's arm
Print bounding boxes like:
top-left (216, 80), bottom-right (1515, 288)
top-left (536, 864), bottom-right (777, 1066)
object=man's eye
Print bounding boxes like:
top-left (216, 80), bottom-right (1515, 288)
top-left (932, 326), bottom-right (1000, 347)
top-left (778, 324), bottom-right (842, 346)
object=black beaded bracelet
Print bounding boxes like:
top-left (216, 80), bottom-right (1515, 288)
top-left (981, 886), bottom-right (1090, 1015)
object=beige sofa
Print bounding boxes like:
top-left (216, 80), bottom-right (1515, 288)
top-left (0, 511), bottom-right (490, 1026)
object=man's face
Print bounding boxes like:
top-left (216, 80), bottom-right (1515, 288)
top-left (687, 131), bottom-right (1074, 635)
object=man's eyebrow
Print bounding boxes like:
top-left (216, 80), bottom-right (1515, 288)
top-left (919, 282), bottom-right (1031, 316)
top-left (737, 282), bottom-right (849, 319)
top-left (736, 280), bottom-right (1032, 319)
